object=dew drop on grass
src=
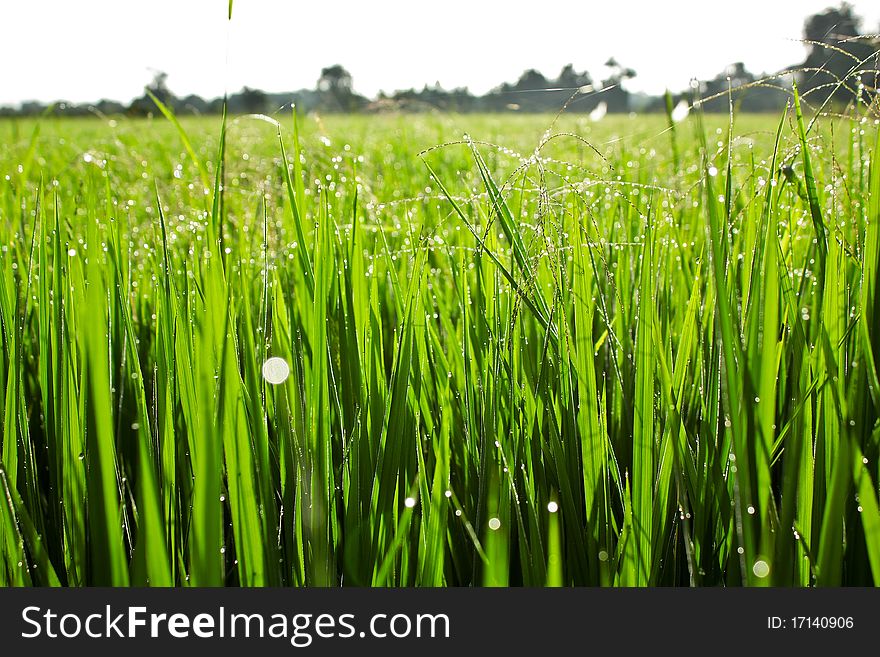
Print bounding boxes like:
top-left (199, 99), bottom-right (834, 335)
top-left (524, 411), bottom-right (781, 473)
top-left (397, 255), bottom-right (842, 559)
top-left (547, 501), bottom-right (559, 513)
top-left (747, 505), bottom-right (756, 515)
top-left (404, 496), bottom-right (416, 508)
top-left (488, 517), bottom-right (501, 531)
top-left (752, 560), bottom-right (770, 579)
top-left (262, 356), bottom-right (290, 384)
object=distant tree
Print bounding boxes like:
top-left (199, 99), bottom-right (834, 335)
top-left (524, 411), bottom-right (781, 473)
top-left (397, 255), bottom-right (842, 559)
top-left (512, 69), bottom-right (551, 91)
top-left (146, 70), bottom-right (173, 104)
top-left (601, 58), bottom-right (636, 112)
top-left (484, 65), bottom-right (602, 112)
top-left (178, 94), bottom-right (210, 115)
top-left (799, 3), bottom-right (878, 104)
top-left (316, 64), bottom-right (366, 111)
top-left (208, 97), bottom-right (226, 114)
top-left (556, 64), bottom-right (591, 90)
top-left (54, 102), bottom-right (92, 117)
top-left (128, 70), bottom-right (178, 115)
top-left (236, 86), bottom-right (268, 114)
top-left (448, 87), bottom-right (477, 112)
top-left (379, 82), bottom-right (477, 113)
top-left (553, 64), bottom-right (600, 111)
top-left (20, 101), bottom-right (48, 116)
top-left (318, 64), bottom-right (353, 94)
top-left (604, 58), bottom-right (636, 82)
top-left (94, 99), bottom-right (126, 115)
top-left (692, 62), bottom-right (788, 113)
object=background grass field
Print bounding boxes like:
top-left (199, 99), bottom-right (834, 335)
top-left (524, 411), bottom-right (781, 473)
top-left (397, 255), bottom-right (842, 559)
top-left (0, 101), bottom-right (879, 586)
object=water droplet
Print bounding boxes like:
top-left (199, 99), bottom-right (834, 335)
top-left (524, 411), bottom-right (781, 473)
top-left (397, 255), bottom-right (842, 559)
top-left (488, 517), bottom-right (501, 531)
top-left (547, 501), bottom-right (559, 513)
top-left (752, 560), bottom-right (770, 578)
top-left (404, 497), bottom-right (416, 508)
top-left (262, 357), bottom-right (290, 385)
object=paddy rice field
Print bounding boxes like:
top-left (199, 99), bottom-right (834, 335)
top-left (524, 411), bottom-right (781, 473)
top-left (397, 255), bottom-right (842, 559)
top-left (0, 99), bottom-right (879, 586)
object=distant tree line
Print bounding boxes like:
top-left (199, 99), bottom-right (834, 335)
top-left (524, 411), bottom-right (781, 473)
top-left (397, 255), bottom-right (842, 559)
top-left (2, 3), bottom-right (877, 118)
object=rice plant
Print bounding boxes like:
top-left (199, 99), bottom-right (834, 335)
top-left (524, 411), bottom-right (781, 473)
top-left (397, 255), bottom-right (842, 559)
top-left (0, 90), bottom-right (878, 586)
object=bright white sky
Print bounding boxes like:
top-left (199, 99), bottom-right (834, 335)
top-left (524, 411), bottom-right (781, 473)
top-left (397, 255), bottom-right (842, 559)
top-left (1, 0), bottom-right (878, 105)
